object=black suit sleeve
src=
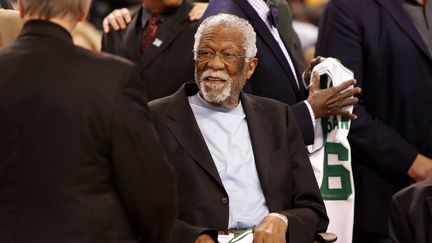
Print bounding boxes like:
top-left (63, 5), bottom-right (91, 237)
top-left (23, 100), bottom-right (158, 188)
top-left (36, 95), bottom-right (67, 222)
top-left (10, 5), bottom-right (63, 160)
top-left (292, 102), bottom-right (315, 145)
top-left (111, 65), bottom-right (176, 243)
top-left (315, 0), bottom-right (417, 182)
top-left (101, 31), bottom-right (120, 54)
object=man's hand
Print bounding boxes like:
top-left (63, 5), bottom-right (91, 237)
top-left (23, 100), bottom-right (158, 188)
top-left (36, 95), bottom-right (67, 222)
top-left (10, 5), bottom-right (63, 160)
top-left (189, 2), bottom-right (208, 21)
top-left (253, 213), bottom-right (288, 243)
top-left (307, 71), bottom-right (361, 119)
top-left (103, 8), bottom-right (132, 33)
top-left (408, 154), bottom-right (432, 182)
top-left (195, 234), bottom-right (215, 243)
top-left (303, 56), bottom-right (326, 86)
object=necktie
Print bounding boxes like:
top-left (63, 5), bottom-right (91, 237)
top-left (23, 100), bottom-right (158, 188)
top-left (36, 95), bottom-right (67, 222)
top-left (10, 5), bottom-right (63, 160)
top-left (266, 0), bottom-right (279, 28)
top-left (140, 14), bottom-right (160, 55)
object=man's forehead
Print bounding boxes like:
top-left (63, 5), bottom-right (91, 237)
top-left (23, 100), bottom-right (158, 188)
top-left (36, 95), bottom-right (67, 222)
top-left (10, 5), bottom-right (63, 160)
top-left (199, 26), bottom-right (244, 46)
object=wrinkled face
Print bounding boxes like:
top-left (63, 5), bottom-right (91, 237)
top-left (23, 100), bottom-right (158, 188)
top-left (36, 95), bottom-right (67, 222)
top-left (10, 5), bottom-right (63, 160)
top-left (143, 0), bottom-right (183, 14)
top-left (195, 26), bottom-right (257, 108)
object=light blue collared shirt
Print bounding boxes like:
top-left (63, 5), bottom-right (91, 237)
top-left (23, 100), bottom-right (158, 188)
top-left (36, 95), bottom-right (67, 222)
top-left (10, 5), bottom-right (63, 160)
top-left (188, 93), bottom-right (269, 229)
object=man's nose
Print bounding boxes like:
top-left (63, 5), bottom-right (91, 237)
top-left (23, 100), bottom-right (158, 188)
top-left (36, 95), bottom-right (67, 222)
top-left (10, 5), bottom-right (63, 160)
top-left (206, 53), bottom-right (225, 70)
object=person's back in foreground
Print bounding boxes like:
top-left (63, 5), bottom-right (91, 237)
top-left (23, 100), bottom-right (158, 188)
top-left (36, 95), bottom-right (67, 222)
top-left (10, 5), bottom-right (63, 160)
top-left (0, 0), bottom-right (176, 242)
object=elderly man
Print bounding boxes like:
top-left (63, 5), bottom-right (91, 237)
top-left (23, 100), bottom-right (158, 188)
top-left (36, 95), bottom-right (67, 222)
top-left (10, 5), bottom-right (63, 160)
top-left (0, 0), bottom-right (176, 242)
top-left (148, 13), bottom-right (328, 243)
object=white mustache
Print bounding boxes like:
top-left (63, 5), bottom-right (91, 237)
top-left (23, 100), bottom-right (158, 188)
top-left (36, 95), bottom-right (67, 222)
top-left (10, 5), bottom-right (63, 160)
top-left (200, 70), bottom-right (231, 82)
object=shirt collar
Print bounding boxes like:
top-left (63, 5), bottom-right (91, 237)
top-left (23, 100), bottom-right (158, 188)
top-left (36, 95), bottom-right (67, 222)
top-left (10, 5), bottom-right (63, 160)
top-left (247, 0), bottom-right (270, 23)
top-left (140, 4), bottom-right (166, 29)
top-left (188, 92), bottom-right (244, 114)
top-left (18, 20), bottom-right (73, 45)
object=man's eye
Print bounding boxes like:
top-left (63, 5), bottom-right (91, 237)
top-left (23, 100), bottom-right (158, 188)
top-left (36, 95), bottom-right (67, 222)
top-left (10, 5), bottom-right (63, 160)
top-left (199, 50), bottom-right (213, 57)
top-left (222, 52), bottom-right (236, 58)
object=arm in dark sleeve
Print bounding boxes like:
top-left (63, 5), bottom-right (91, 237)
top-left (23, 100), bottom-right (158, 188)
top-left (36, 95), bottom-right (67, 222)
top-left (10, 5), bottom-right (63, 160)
top-left (315, 0), bottom-right (416, 182)
top-left (101, 31), bottom-right (120, 54)
top-left (280, 105), bottom-right (329, 243)
top-left (292, 101), bottom-right (315, 145)
top-left (111, 65), bottom-right (176, 243)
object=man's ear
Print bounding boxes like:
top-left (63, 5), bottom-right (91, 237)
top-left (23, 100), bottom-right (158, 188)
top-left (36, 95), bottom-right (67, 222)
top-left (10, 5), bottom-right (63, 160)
top-left (246, 58), bottom-right (258, 79)
top-left (77, 0), bottom-right (91, 21)
top-left (18, 0), bottom-right (25, 18)
top-left (77, 11), bottom-right (88, 22)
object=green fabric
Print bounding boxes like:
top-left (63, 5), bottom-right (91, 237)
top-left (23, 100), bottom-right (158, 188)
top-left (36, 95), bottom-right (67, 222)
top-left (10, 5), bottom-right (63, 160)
top-left (274, 0), bottom-right (306, 71)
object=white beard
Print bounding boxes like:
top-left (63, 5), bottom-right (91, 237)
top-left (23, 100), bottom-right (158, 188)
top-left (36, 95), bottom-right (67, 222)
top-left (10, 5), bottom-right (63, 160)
top-left (198, 70), bottom-right (233, 104)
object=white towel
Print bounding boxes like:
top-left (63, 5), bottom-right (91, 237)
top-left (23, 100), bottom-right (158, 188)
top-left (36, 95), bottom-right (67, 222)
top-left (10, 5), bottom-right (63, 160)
top-left (308, 58), bottom-right (355, 243)
top-left (218, 228), bottom-right (253, 243)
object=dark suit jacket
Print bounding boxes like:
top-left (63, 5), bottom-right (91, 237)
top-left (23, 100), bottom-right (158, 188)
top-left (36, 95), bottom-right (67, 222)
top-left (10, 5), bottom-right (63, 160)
top-left (389, 181), bottom-right (432, 243)
top-left (102, 1), bottom-right (198, 101)
top-left (148, 83), bottom-right (328, 243)
top-left (316, 0), bottom-right (432, 235)
top-left (203, 0), bottom-right (315, 144)
top-left (0, 20), bottom-right (176, 243)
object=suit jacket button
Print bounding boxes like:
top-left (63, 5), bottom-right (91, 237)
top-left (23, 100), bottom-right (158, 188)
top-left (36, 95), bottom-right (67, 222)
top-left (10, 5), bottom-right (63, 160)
top-left (221, 197), bottom-right (228, 204)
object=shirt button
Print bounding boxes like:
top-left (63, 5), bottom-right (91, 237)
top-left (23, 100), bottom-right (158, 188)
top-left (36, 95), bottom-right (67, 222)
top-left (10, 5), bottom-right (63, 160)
top-left (221, 197), bottom-right (228, 204)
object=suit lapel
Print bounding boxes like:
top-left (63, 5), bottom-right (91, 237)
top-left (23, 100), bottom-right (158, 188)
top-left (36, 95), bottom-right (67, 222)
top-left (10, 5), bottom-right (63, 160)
top-left (376, 0), bottom-right (432, 60)
top-left (232, 0), bottom-right (304, 99)
top-left (139, 2), bottom-right (192, 69)
top-left (165, 84), bottom-right (224, 187)
top-left (241, 93), bottom-right (273, 199)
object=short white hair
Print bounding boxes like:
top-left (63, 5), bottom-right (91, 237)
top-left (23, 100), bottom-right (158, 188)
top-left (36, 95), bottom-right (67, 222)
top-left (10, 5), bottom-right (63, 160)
top-left (193, 13), bottom-right (257, 60)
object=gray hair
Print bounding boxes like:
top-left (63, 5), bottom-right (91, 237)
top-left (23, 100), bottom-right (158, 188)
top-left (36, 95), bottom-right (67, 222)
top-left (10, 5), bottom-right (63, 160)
top-left (193, 13), bottom-right (257, 60)
top-left (21, 0), bottom-right (90, 20)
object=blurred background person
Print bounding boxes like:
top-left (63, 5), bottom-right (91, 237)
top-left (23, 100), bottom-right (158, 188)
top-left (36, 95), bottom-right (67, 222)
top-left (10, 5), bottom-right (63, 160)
top-left (0, 6), bottom-right (22, 47)
top-left (102, 0), bottom-right (199, 101)
top-left (71, 20), bottom-right (102, 50)
top-left (89, 0), bottom-right (141, 29)
top-left (285, 0), bottom-right (328, 63)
